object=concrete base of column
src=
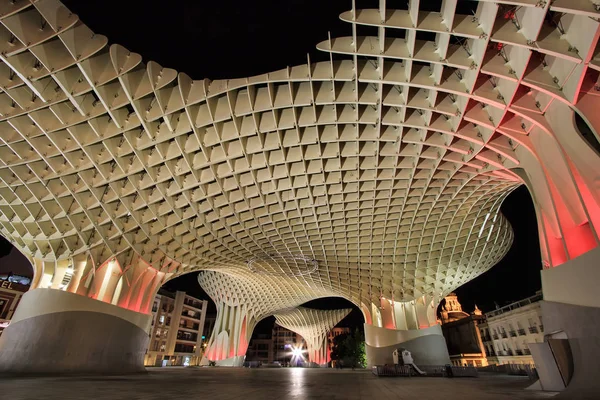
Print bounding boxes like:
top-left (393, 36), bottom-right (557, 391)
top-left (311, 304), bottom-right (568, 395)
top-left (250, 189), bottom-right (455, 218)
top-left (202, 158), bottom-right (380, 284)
top-left (0, 289), bottom-right (152, 375)
top-left (533, 301), bottom-right (600, 399)
top-left (200, 355), bottom-right (245, 367)
top-left (364, 323), bottom-right (450, 367)
top-left (534, 248), bottom-right (600, 399)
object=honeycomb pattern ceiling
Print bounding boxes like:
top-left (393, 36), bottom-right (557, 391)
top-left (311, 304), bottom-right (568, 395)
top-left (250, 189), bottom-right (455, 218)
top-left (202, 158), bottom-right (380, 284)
top-left (3, 0), bottom-right (596, 312)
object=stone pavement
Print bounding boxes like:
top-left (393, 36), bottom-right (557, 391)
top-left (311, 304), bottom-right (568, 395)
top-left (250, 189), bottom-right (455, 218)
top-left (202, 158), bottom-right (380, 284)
top-left (4, 367), bottom-right (558, 400)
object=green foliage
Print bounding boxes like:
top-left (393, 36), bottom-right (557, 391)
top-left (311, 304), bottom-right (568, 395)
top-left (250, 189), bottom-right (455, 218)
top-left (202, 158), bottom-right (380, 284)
top-left (330, 328), bottom-right (366, 368)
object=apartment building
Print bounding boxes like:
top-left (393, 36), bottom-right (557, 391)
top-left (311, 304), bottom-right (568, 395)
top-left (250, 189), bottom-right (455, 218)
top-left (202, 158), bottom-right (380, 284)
top-left (144, 290), bottom-right (208, 367)
top-left (272, 324), bottom-right (306, 366)
top-left (0, 275), bottom-right (30, 336)
top-left (246, 333), bottom-right (274, 364)
top-left (479, 292), bottom-right (544, 365)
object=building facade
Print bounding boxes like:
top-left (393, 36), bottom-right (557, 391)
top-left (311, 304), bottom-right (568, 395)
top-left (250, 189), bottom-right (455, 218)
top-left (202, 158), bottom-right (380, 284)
top-left (328, 327), bottom-right (351, 343)
top-left (144, 290), bottom-right (208, 367)
top-left (0, 277), bottom-right (30, 337)
top-left (479, 292), bottom-right (544, 366)
top-left (440, 294), bottom-right (488, 367)
top-left (246, 333), bottom-right (274, 364)
top-left (271, 324), bottom-right (306, 366)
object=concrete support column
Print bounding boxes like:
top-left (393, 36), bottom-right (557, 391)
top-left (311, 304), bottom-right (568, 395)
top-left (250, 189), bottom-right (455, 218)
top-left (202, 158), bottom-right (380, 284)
top-left (530, 247), bottom-right (600, 399)
top-left (364, 323), bottom-right (450, 367)
top-left (201, 302), bottom-right (254, 367)
top-left (0, 288), bottom-right (152, 374)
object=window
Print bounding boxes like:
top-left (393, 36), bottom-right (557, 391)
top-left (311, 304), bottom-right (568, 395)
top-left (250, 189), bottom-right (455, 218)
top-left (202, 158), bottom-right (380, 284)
top-left (159, 315), bottom-right (165, 325)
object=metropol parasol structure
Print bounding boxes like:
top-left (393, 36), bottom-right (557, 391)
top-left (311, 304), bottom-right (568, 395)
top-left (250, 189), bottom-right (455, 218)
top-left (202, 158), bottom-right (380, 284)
top-left (0, 0), bottom-right (598, 393)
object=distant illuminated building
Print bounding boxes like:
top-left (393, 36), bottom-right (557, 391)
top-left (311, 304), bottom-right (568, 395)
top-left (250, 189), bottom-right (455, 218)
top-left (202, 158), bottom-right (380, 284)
top-left (271, 325), bottom-right (306, 366)
top-left (0, 277), bottom-right (30, 337)
top-left (440, 293), bottom-right (488, 367)
top-left (144, 290), bottom-right (208, 367)
top-left (479, 292), bottom-right (544, 366)
top-left (245, 333), bottom-right (274, 364)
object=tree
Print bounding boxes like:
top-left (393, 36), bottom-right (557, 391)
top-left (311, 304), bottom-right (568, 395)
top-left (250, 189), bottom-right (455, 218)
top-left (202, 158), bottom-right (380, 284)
top-left (330, 328), bottom-right (366, 368)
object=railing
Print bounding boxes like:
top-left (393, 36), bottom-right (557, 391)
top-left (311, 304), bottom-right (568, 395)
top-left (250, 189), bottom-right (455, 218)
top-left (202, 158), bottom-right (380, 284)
top-left (478, 363), bottom-right (537, 380)
top-left (174, 344), bottom-right (195, 353)
top-left (529, 326), bottom-right (539, 334)
top-left (509, 330), bottom-right (517, 337)
top-left (451, 366), bottom-right (478, 377)
top-left (372, 365), bottom-right (478, 378)
top-left (485, 293), bottom-right (543, 318)
top-left (184, 299), bottom-right (204, 309)
top-left (372, 365), bottom-right (411, 377)
top-left (177, 331), bottom-right (198, 342)
top-left (517, 329), bottom-right (526, 336)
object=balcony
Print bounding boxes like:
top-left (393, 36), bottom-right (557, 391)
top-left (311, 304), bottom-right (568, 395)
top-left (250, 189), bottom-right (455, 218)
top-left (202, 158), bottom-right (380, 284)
top-left (184, 299), bottom-right (204, 309)
top-left (509, 330), bottom-right (517, 337)
top-left (177, 331), bottom-right (198, 342)
top-left (528, 326), bottom-right (539, 334)
top-left (182, 311), bottom-right (202, 320)
top-left (174, 343), bottom-right (195, 353)
top-left (517, 328), bottom-right (526, 336)
top-left (179, 320), bottom-right (200, 331)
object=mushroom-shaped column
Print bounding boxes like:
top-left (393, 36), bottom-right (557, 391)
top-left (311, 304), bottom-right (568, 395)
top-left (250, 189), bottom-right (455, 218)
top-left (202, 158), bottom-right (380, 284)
top-left (0, 249), bottom-right (180, 374)
top-left (274, 307), bottom-right (351, 366)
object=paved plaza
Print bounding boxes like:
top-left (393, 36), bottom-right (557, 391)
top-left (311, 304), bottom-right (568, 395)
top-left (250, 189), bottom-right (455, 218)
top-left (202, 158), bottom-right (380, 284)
top-left (4, 367), bottom-right (558, 400)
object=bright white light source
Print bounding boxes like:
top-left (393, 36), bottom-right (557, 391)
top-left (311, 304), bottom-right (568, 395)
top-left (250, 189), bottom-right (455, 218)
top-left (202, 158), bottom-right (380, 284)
top-left (291, 347), bottom-right (303, 357)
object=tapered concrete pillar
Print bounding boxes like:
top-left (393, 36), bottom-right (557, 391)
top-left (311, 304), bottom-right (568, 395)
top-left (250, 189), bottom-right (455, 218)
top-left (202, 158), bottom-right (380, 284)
top-left (0, 288), bottom-right (152, 374)
top-left (200, 302), bottom-right (255, 367)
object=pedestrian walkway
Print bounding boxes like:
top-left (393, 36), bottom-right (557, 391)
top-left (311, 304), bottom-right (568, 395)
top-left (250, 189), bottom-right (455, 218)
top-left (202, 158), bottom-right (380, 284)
top-left (5, 367), bottom-right (557, 399)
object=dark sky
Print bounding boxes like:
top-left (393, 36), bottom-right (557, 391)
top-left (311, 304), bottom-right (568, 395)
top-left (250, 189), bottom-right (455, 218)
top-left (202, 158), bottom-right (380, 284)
top-left (0, 0), bottom-right (542, 333)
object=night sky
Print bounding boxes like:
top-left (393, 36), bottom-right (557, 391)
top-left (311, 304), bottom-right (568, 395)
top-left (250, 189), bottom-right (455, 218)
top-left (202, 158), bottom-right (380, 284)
top-left (0, 0), bottom-right (542, 333)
